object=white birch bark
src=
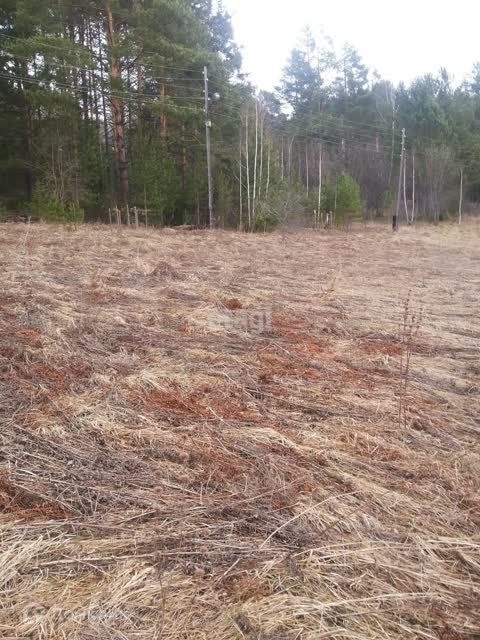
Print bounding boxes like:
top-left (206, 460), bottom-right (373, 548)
top-left (252, 98), bottom-right (259, 225)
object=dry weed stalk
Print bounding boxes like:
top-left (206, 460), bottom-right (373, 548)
top-left (398, 291), bottom-right (423, 428)
top-left (0, 221), bottom-right (478, 639)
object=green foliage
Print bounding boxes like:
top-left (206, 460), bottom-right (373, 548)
top-left (336, 175), bottom-right (362, 214)
top-left (0, 0), bottom-right (241, 222)
top-left (253, 182), bottom-right (307, 231)
top-left (129, 135), bottom-right (181, 225)
top-left (278, 47), bottom-right (320, 117)
top-left (253, 209), bottom-right (279, 232)
top-left (29, 188), bottom-right (84, 224)
top-left (1, 0), bottom-right (480, 225)
top-left (380, 190), bottom-right (393, 212)
top-left (320, 175), bottom-right (362, 215)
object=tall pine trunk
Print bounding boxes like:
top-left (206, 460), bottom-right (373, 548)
top-left (18, 59), bottom-right (33, 199)
top-left (159, 75), bottom-right (167, 139)
top-left (104, 1), bottom-right (129, 205)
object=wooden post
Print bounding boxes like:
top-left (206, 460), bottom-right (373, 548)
top-left (134, 206), bottom-right (139, 229)
top-left (403, 151), bottom-right (409, 222)
top-left (126, 204), bottom-right (130, 226)
top-left (115, 206), bottom-right (121, 227)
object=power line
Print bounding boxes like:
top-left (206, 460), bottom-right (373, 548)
top-left (209, 108), bottom-right (445, 161)
top-left (0, 72), bottom-right (206, 118)
top-left (0, 71), bottom-right (452, 162)
top-left (0, 32), bottom-right (216, 79)
top-left (1, 70), bottom-right (441, 161)
top-left (214, 97), bottom-right (402, 138)
top-left (207, 104), bottom-right (402, 145)
top-left (0, 70), bottom-right (205, 103)
top-left (210, 110), bottom-right (398, 151)
top-left (1, 50), bottom-right (205, 89)
top-left (0, 34), bottom-right (404, 144)
top-left (3, 45), bottom-right (401, 144)
top-left (2, 4), bottom-right (231, 80)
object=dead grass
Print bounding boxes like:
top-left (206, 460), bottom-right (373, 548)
top-left (0, 219), bottom-right (479, 639)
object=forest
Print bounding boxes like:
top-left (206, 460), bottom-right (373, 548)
top-left (1, 0), bottom-right (480, 228)
top-left (1, 3), bottom-right (480, 638)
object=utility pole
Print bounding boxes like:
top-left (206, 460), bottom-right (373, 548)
top-left (403, 150), bottom-right (408, 221)
top-left (203, 65), bottom-right (214, 229)
top-left (393, 128), bottom-right (406, 232)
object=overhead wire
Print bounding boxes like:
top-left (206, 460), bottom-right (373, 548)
top-left (0, 68), bottom-right (448, 161)
top-left (1, 50), bottom-right (206, 91)
top-left (0, 32), bottom-right (213, 79)
top-left (0, 50), bottom-right (403, 147)
top-left (0, 35), bottom-right (405, 144)
top-left (0, 71), bottom-right (206, 104)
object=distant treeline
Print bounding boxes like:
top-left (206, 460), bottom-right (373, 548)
top-left (1, 2), bottom-right (480, 228)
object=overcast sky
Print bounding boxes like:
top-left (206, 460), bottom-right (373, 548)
top-left (223, 0), bottom-right (480, 90)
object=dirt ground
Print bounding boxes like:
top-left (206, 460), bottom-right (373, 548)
top-left (0, 220), bottom-right (479, 639)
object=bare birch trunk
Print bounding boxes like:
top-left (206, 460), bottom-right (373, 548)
top-left (245, 108), bottom-right (251, 230)
top-left (411, 151), bottom-right (416, 224)
top-left (288, 137), bottom-right (294, 182)
top-left (258, 108), bottom-right (264, 199)
top-left (318, 143), bottom-right (322, 227)
top-left (281, 140), bottom-right (284, 182)
top-left (458, 167), bottom-right (464, 225)
top-left (305, 144), bottom-right (309, 197)
top-left (239, 121), bottom-right (243, 230)
top-left (266, 146), bottom-right (271, 198)
top-left (252, 99), bottom-right (259, 225)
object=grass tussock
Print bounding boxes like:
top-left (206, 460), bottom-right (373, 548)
top-left (0, 220), bottom-right (479, 639)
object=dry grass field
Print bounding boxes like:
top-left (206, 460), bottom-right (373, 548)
top-left (0, 220), bottom-right (479, 640)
